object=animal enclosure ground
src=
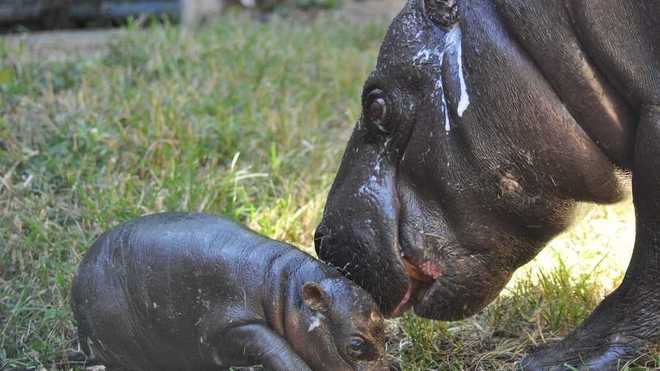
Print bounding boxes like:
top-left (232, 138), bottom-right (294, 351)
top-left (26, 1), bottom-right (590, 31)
top-left (1, 13), bottom-right (658, 371)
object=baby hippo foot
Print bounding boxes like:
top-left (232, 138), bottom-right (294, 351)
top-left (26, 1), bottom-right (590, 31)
top-left (521, 287), bottom-right (660, 370)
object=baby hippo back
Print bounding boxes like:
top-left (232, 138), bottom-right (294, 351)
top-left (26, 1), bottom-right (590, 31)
top-left (72, 213), bottom-right (290, 371)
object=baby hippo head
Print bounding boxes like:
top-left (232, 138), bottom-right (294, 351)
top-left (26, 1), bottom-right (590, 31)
top-left (299, 278), bottom-right (387, 371)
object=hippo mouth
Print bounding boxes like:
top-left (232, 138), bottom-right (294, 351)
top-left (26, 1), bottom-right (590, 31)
top-left (389, 256), bottom-right (442, 317)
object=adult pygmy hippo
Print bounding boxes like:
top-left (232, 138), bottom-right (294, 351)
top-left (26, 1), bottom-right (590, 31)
top-left (315, 0), bottom-right (659, 369)
top-left (71, 212), bottom-right (386, 371)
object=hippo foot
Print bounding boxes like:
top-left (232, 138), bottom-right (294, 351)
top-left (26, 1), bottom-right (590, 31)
top-left (521, 335), bottom-right (644, 371)
top-left (521, 286), bottom-right (659, 370)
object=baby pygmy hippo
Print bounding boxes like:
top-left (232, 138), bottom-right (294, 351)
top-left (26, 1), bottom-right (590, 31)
top-left (71, 212), bottom-right (386, 371)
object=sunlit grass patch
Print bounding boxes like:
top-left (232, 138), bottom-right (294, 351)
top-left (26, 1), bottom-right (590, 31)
top-left (1, 10), bottom-right (656, 371)
top-left (391, 252), bottom-right (608, 370)
top-left (0, 14), bottom-right (385, 369)
top-left (514, 200), bottom-right (635, 292)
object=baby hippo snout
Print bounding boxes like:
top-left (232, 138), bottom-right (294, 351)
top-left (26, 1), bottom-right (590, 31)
top-left (71, 212), bottom-right (387, 371)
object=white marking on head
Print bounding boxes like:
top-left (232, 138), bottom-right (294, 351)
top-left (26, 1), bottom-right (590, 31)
top-left (448, 27), bottom-right (470, 117)
top-left (413, 49), bottom-right (431, 63)
top-left (413, 47), bottom-right (443, 65)
top-left (415, 24), bottom-right (471, 131)
top-left (308, 313), bottom-right (324, 332)
top-left (434, 79), bottom-right (451, 132)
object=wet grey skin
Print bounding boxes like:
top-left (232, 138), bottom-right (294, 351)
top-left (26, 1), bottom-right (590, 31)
top-left (314, 0), bottom-right (659, 369)
top-left (71, 213), bottom-right (386, 371)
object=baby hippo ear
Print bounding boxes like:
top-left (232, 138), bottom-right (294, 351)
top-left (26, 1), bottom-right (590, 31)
top-left (302, 282), bottom-right (332, 312)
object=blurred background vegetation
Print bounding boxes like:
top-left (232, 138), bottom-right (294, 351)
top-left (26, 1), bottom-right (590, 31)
top-left (0, 5), bottom-right (657, 370)
top-left (0, 0), bottom-right (343, 32)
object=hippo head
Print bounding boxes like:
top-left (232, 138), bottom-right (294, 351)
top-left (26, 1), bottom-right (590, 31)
top-left (315, 0), bottom-right (625, 320)
top-left (296, 278), bottom-right (386, 371)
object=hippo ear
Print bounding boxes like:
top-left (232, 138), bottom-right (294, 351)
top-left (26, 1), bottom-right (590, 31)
top-left (302, 282), bottom-right (331, 312)
top-left (423, 0), bottom-right (459, 29)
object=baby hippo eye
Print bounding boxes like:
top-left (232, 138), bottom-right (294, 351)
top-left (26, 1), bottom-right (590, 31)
top-left (364, 89), bottom-right (390, 133)
top-left (350, 337), bottom-right (365, 352)
top-left (347, 336), bottom-right (375, 361)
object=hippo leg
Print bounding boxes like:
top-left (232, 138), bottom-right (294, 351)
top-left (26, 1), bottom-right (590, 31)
top-left (212, 324), bottom-right (312, 371)
top-left (523, 106), bottom-right (660, 370)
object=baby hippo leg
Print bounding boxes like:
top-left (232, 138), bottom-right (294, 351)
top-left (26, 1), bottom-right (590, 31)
top-left (213, 324), bottom-right (312, 371)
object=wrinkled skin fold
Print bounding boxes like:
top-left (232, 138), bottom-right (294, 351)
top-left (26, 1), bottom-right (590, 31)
top-left (315, 0), bottom-right (659, 369)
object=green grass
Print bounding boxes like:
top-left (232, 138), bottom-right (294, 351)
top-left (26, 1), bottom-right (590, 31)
top-left (0, 13), bottom-right (657, 370)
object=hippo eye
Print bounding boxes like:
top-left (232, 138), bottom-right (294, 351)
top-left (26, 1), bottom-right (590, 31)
top-left (350, 337), bottom-right (365, 351)
top-left (364, 89), bottom-right (390, 133)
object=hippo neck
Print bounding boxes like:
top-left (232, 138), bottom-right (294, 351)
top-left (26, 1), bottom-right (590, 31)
top-left (492, 0), bottom-right (637, 168)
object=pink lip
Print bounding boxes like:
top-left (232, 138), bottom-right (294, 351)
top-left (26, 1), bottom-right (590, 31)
top-left (388, 257), bottom-right (441, 317)
top-left (390, 283), bottom-right (415, 317)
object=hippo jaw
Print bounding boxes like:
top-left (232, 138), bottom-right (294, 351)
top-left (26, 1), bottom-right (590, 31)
top-left (315, 0), bottom-right (625, 320)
